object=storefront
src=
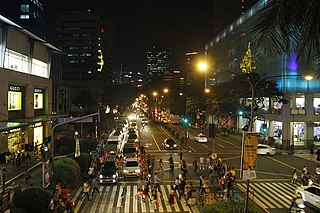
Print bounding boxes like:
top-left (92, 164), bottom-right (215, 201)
top-left (33, 122), bottom-right (44, 153)
top-left (313, 122), bottom-right (320, 145)
top-left (292, 122), bottom-right (305, 146)
top-left (273, 121), bottom-right (283, 144)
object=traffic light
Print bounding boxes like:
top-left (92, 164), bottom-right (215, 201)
top-left (261, 123), bottom-right (268, 133)
top-left (183, 118), bottom-right (189, 124)
top-left (238, 109), bottom-right (244, 116)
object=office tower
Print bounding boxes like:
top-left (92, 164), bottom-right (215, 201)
top-left (146, 46), bottom-right (172, 81)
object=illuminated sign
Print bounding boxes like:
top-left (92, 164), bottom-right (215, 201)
top-left (8, 91), bottom-right (22, 111)
top-left (97, 49), bottom-right (104, 72)
top-left (34, 88), bottom-right (44, 109)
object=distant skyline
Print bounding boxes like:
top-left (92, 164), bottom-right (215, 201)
top-left (47, 0), bottom-right (215, 72)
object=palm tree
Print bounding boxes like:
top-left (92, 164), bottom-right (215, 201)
top-left (252, 0), bottom-right (320, 73)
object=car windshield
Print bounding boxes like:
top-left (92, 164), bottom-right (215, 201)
top-left (108, 140), bottom-right (118, 144)
top-left (166, 139), bottom-right (175, 145)
top-left (126, 161), bottom-right (139, 167)
top-left (101, 162), bottom-right (116, 172)
top-left (129, 134), bottom-right (137, 139)
top-left (123, 147), bottom-right (136, 153)
top-left (199, 135), bottom-right (206, 138)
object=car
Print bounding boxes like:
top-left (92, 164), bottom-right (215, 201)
top-left (123, 158), bottom-right (141, 178)
top-left (141, 118), bottom-right (148, 124)
top-left (163, 138), bottom-right (177, 149)
top-left (195, 133), bottom-right (208, 143)
top-left (122, 144), bottom-right (137, 158)
top-left (99, 160), bottom-right (118, 184)
top-left (295, 185), bottom-right (320, 209)
top-left (256, 144), bottom-right (276, 155)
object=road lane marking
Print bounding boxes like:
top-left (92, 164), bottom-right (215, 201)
top-left (188, 144), bottom-right (196, 152)
top-left (151, 134), bottom-right (161, 151)
top-left (218, 144), bottom-right (225, 148)
top-left (266, 156), bottom-right (301, 172)
top-left (202, 144), bottom-right (208, 148)
top-left (216, 137), bottom-right (241, 148)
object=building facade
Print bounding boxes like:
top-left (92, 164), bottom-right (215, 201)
top-left (206, 0), bottom-right (320, 149)
top-left (0, 15), bottom-right (61, 162)
top-left (54, 10), bottom-right (114, 113)
top-left (146, 46), bottom-right (172, 81)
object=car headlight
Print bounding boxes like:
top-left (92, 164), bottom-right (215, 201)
top-left (166, 144), bottom-right (169, 147)
top-left (135, 169), bottom-right (140, 173)
top-left (112, 174), bottom-right (116, 178)
top-left (173, 144), bottom-right (177, 147)
top-left (99, 175), bottom-right (103, 178)
top-left (123, 169), bottom-right (128, 173)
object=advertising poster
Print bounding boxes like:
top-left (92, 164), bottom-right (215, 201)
top-left (34, 93), bottom-right (43, 109)
top-left (8, 91), bottom-right (22, 111)
top-left (42, 160), bottom-right (50, 188)
top-left (75, 138), bottom-right (81, 157)
top-left (241, 133), bottom-right (259, 180)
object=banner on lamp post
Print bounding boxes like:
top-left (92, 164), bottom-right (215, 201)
top-left (241, 132), bottom-right (259, 180)
top-left (75, 138), bottom-right (81, 158)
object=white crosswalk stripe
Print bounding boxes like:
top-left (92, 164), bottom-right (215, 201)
top-left (236, 181), bottom-right (296, 210)
top-left (74, 183), bottom-right (203, 213)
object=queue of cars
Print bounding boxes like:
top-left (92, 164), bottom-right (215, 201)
top-left (98, 115), bottom-right (143, 184)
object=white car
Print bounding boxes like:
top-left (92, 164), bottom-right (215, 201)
top-left (195, 133), bottom-right (208, 143)
top-left (295, 185), bottom-right (320, 209)
top-left (123, 158), bottom-right (141, 178)
top-left (256, 144), bottom-right (276, 155)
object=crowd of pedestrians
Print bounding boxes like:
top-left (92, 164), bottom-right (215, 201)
top-left (292, 164), bottom-right (320, 186)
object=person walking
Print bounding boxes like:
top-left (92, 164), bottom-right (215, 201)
top-left (121, 181), bottom-right (127, 197)
top-left (81, 179), bottom-right (91, 201)
top-left (193, 157), bottom-right (198, 173)
top-left (153, 172), bottom-right (161, 194)
top-left (199, 175), bottom-right (206, 195)
top-left (168, 185), bottom-right (175, 207)
top-left (151, 189), bottom-right (159, 208)
top-left (316, 148), bottom-right (320, 161)
top-left (292, 169), bottom-right (298, 185)
top-left (24, 170), bottom-right (31, 186)
top-left (199, 156), bottom-right (205, 170)
top-left (179, 150), bottom-right (183, 161)
top-left (316, 165), bottom-right (320, 184)
top-left (159, 159), bottom-right (164, 171)
top-left (142, 183), bottom-right (150, 202)
top-left (310, 142), bottom-right (315, 160)
top-left (178, 177), bottom-right (186, 200)
top-left (55, 181), bottom-right (62, 199)
top-left (91, 176), bottom-right (100, 197)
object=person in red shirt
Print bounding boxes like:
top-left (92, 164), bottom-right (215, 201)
top-left (61, 188), bottom-right (71, 203)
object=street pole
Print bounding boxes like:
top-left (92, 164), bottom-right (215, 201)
top-left (51, 111), bottom-right (100, 178)
top-left (244, 179), bottom-right (250, 213)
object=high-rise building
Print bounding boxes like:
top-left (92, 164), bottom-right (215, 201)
top-left (146, 46), bottom-right (172, 81)
top-left (53, 10), bottom-right (114, 113)
top-left (206, 0), bottom-right (320, 150)
top-left (212, 0), bottom-right (259, 35)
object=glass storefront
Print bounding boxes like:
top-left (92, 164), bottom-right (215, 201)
top-left (273, 121), bottom-right (282, 144)
top-left (293, 123), bottom-right (305, 146)
top-left (7, 128), bottom-right (21, 153)
top-left (33, 123), bottom-right (43, 152)
top-left (313, 123), bottom-right (320, 145)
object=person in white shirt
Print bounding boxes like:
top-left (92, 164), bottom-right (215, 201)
top-left (199, 156), bottom-right (205, 170)
top-left (153, 172), bottom-right (161, 194)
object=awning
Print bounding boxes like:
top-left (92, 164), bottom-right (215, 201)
top-left (0, 122), bottom-right (28, 131)
top-left (10, 114), bottom-right (68, 124)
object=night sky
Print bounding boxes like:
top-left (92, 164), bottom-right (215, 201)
top-left (48, 0), bottom-right (214, 72)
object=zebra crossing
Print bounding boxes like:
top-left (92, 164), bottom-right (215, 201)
top-left (236, 181), bottom-right (296, 210)
top-left (72, 183), bottom-right (201, 213)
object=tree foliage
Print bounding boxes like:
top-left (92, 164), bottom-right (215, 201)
top-left (13, 188), bottom-right (51, 213)
top-left (54, 157), bottom-right (81, 188)
top-left (202, 201), bottom-right (259, 213)
top-left (252, 0), bottom-right (320, 73)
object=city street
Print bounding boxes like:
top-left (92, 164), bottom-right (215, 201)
top-left (71, 121), bottom-right (320, 213)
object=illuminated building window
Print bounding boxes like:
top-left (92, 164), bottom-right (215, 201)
top-left (20, 15), bottom-right (29, 19)
top-left (4, 49), bottom-right (28, 73)
top-left (21, 4), bottom-right (29, 12)
top-left (32, 58), bottom-right (48, 78)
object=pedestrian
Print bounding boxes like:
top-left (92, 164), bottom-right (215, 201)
top-left (185, 182), bottom-right (193, 207)
top-left (199, 175), bottom-right (206, 195)
top-left (59, 187), bottom-right (69, 202)
top-left (143, 183), bottom-right (150, 202)
top-left (168, 185), bottom-right (175, 206)
top-left (81, 179), bottom-right (91, 201)
top-left (302, 166), bottom-right (308, 174)
top-left (178, 177), bottom-right (186, 200)
top-left (151, 189), bottom-right (159, 208)
top-left (310, 142), bottom-right (315, 160)
top-left (175, 176), bottom-right (180, 196)
top-left (159, 159), bottom-right (163, 171)
top-left (121, 181), bottom-right (126, 197)
top-left (199, 156), bottom-right (205, 170)
top-left (316, 148), bottom-right (320, 161)
top-left (24, 170), bottom-right (31, 186)
top-left (179, 150), bottom-right (183, 161)
top-left (153, 172), bottom-right (161, 194)
top-left (26, 152), bottom-right (31, 164)
top-left (292, 169), bottom-right (298, 185)
top-left (65, 199), bottom-right (74, 213)
top-left (91, 176), bottom-right (100, 197)
top-left (316, 165), bottom-right (320, 184)
top-left (193, 157), bottom-right (198, 172)
top-left (55, 181), bottom-right (62, 199)
top-left (21, 152), bottom-right (26, 166)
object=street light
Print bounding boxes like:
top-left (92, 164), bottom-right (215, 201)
top-left (198, 61), bottom-right (209, 89)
